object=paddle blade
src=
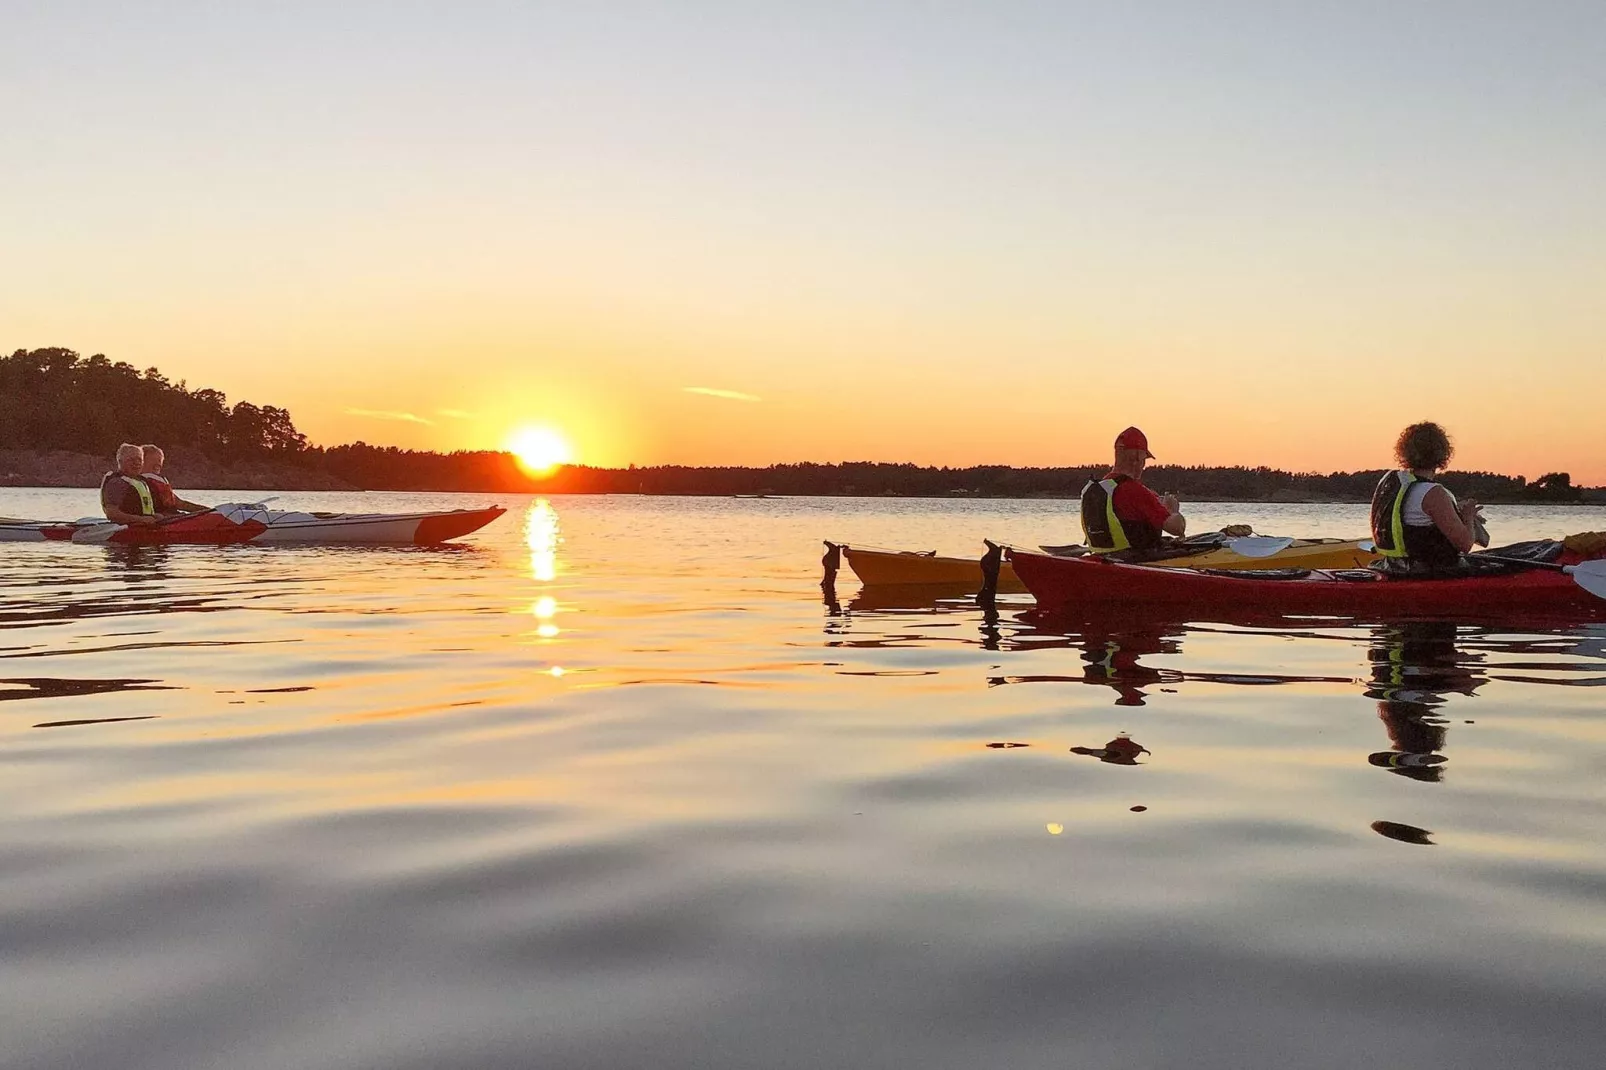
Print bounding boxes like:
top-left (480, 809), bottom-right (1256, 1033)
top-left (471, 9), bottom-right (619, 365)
top-left (1225, 535), bottom-right (1296, 559)
top-left (1566, 559), bottom-right (1606, 599)
top-left (68, 524), bottom-right (121, 545)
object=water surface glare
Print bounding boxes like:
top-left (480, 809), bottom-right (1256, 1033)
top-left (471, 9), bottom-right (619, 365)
top-left (4, 490), bottom-right (1606, 1069)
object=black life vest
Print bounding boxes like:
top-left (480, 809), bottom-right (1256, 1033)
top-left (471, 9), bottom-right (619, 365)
top-left (1369, 470), bottom-right (1460, 569)
top-left (1080, 475), bottom-right (1162, 553)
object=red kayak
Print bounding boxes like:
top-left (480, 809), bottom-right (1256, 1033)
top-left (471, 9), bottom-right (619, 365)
top-left (1006, 548), bottom-right (1606, 621)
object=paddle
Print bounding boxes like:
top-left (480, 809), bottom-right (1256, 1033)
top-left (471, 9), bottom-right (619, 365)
top-left (67, 513), bottom-right (194, 544)
top-left (1471, 555), bottom-right (1606, 599)
top-left (159, 506), bottom-right (215, 524)
top-left (1223, 535), bottom-right (1295, 558)
top-left (74, 504), bottom-right (241, 544)
top-left (1040, 534), bottom-right (1295, 559)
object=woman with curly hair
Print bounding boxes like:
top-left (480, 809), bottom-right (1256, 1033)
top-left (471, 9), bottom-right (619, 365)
top-left (1370, 422), bottom-right (1484, 573)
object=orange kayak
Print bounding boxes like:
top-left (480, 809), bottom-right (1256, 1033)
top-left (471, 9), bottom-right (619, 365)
top-left (839, 537), bottom-right (1379, 589)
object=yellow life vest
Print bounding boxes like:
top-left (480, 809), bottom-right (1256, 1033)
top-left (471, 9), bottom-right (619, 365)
top-left (1080, 478), bottom-right (1131, 553)
top-left (119, 474), bottom-right (156, 516)
top-left (1372, 471), bottom-right (1416, 559)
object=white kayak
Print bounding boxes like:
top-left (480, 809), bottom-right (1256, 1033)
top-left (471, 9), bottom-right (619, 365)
top-left (210, 503), bottom-right (506, 544)
top-left (0, 504), bottom-right (505, 545)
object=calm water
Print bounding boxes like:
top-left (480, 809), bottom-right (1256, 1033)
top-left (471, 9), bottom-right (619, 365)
top-left (4, 490), bottom-right (1606, 1070)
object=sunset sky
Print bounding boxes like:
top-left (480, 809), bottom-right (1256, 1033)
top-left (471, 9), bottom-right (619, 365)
top-left (4, 2), bottom-right (1603, 480)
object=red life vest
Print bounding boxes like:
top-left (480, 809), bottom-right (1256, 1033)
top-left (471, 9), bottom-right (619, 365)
top-left (144, 472), bottom-right (181, 514)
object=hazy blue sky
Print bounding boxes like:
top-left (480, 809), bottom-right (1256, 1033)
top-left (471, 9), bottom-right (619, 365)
top-left (4, 2), bottom-right (1603, 475)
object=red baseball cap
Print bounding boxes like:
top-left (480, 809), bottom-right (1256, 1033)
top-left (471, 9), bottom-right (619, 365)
top-left (1114, 426), bottom-right (1155, 459)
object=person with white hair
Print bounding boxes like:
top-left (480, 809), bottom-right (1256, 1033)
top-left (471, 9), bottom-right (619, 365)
top-left (140, 444), bottom-right (208, 515)
top-left (100, 444), bottom-right (159, 526)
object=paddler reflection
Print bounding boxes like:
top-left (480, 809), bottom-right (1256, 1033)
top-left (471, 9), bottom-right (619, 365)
top-left (1078, 626), bottom-right (1175, 707)
top-left (992, 613), bottom-right (1182, 706)
top-left (1070, 733), bottom-right (1151, 765)
top-left (1364, 621), bottom-right (1485, 782)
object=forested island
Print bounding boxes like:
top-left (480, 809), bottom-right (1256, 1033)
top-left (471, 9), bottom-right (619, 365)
top-left (4, 347), bottom-right (1600, 502)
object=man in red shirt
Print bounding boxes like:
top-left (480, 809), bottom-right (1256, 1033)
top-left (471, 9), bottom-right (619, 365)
top-left (1079, 426), bottom-right (1187, 554)
top-left (140, 445), bottom-right (209, 515)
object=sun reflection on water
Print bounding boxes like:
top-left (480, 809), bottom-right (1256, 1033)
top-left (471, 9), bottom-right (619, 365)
top-left (529, 595), bottom-right (561, 638)
top-left (524, 499), bottom-right (560, 582)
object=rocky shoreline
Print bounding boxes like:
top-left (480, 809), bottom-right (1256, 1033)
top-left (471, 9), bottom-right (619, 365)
top-left (0, 449), bottom-right (355, 492)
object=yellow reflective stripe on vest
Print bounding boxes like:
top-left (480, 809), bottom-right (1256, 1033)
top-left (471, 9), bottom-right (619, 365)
top-left (120, 475), bottom-right (155, 516)
top-left (1380, 471), bottom-right (1415, 559)
top-left (1093, 478), bottom-right (1131, 554)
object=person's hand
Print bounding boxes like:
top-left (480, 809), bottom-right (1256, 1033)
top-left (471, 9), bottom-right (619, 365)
top-left (1458, 497), bottom-right (1480, 523)
top-left (133, 515), bottom-right (159, 527)
top-left (1160, 493), bottom-right (1180, 514)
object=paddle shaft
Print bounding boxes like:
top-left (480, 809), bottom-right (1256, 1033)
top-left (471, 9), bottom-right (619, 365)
top-left (1467, 554), bottom-right (1606, 600)
top-left (1470, 553), bottom-right (1571, 573)
top-left (152, 506), bottom-right (217, 527)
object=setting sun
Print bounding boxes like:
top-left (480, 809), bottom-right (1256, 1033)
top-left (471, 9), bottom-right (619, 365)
top-left (507, 426), bottom-right (574, 476)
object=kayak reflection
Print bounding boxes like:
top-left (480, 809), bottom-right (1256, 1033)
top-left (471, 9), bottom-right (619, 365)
top-left (843, 583), bottom-right (978, 614)
top-left (820, 582), bottom-right (1004, 649)
top-left (1363, 621), bottom-right (1485, 783)
top-left (998, 610), bottom-right (1349, 707)
top-left (100, 543), bottom-right (173, 577)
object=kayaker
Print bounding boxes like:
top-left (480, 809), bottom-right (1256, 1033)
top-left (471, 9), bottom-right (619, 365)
top-left (140, 444), bottom-right (208, 515)
top-left (1080, 426), bottom-right (1187, 556)
top-left (100, 444), bottom-right (159, 527)
top-left (1370, 422), bottom-right (1482, 575)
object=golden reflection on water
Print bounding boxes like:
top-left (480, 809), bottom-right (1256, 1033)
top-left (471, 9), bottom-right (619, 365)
top-left (524, 499), bottom-right (560, 582)
top-left (528, 597), bottom-right (560, 638)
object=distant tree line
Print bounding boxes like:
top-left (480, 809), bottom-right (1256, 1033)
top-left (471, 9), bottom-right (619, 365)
top-left (3, 348), bottom-right (1593, 501)
top-left (526, 461), bottom-right (1585, 502)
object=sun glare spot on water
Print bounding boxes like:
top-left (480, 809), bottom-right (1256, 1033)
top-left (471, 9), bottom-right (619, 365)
top-left (507, 427), bottom-right (573, 476)
top-left (533, 596), bottom-right (557, 619)
top-left (524, 500), bottom-right (560, 582)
